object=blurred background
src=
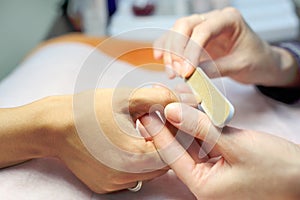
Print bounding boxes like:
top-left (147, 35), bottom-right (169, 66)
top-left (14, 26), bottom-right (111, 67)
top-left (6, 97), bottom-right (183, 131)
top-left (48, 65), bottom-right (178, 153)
top-left (1, 0), bottom-right (300, 81)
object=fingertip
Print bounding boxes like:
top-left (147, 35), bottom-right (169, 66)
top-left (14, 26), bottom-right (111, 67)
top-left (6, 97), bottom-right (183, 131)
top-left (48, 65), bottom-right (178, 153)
top-left (164, 103), bottom-right (182, 124)
top-left (165, 65), bottom-right (176, 79)
top-left (172, 61), bottom-right (182, 77)
top-left (140, 113), bottom-right (165, 137)
top-left (183, 61), bottom-right (196, 78)
top-left (153, 49), bottom-right (163, 60)
top-left (136, 118), bottom-right (152, 141)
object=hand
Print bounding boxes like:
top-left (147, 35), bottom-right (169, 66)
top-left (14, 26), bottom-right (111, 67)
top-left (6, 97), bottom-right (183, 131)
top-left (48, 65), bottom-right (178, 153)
top-left (140, 103), bottom-right (300, 199)
top-left (52, 88), bottom-right (181, 193)
top-left (0, 88), bottom-right (178, 194)
top-left (154, 7), bottom-right (299, 87)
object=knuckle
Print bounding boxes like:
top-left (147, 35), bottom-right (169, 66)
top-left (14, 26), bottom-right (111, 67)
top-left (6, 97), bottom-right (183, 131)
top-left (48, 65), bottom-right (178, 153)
top-left (91, 185), bottom-right (107, 194)
top-left (223, 7), bottom-right (242, 19)
top-left (103, 185), bottom-right (118, 193)
top-left (193, 25), bottom-right (203, 34)
top-left (91, 174), bottom-right (123, 194)
top-left (112, 175), bottom-right (128, 185)
top-left (155, 88), bottom-right (175, 104)
top-left (194, 114), bottom-right (210, 138)
top-left (189, 14), bottom-right (201, 19)
top-left (193, 25), bottom-right (206, 35)
top-left (97, 181), bottom-right (119, 193)
top-left (173, 17), bottom-right (189, 29)
top-left (163, 88), bottom-right (177, 103)
top-left (192, 25), bottom-right (211, 41)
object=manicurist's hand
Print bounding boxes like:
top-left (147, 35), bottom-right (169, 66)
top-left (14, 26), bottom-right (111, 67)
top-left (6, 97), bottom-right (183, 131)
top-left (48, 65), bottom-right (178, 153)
top-left (0, 88), bottom-right (178, 193)
top-left (154, 7), bottom-right (300, 87)
top-left (140, 103), bottom-right (300, 199)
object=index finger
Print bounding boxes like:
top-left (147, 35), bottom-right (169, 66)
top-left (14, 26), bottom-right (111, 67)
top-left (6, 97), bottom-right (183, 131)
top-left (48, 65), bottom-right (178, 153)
top-left (139, 113), bottom-right (200, 187)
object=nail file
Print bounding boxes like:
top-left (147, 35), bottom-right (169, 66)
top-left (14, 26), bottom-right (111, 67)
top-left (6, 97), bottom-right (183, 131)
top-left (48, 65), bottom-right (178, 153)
top-left (185, 68), bottom-right (234, 127)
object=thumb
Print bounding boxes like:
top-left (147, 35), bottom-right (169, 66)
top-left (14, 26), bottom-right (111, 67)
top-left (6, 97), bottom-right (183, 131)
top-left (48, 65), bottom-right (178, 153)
top-left (164, 103), bottom-right (237, 162)
top-left (199, 55), bottom-right (240, 79)
top-left (164, 103), bottom-right (220, 144)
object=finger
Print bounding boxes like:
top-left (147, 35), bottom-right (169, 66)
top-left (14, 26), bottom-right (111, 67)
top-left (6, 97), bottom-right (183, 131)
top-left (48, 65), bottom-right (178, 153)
top-left (138, 112), bottom-right (205, 161)
top-left (182, 10), bottom-right (236, 78)
top-left (160, 14), bottom-right (209, 77)
top-left (178, 93), bottom-right (198, 107)
top-left (181, 134), bottom-right (210, 163)
top-left (153, 31), bottom-right (176, 79)
top-left (154, 83), bottom-right (197, 107)
top-left (164, 103), bottom-right (230, 159)
top-left (156, 30), bottom-right (182, 79)
top-left (164, 53), bottom-right (177, 79)
top-left (140, 113), bottom-right (202, 187)
top-left (174, 83), bottom-right (198, 107)
top-left (153, 32), bottom-right (168, 60)
top-left (136, 119), bottom-right (152, 141)
top-left (199, 55), bottom-right (241, 79)
top-left (162, 31), bottom-right (174, 65)
top-left (107, 169), bottom-right (167, 192)
top-left (168, 14), bottom-right (208, 75)
top-left (154, 83), bottom-right (197, 108)
top-left (129, 88), bottom-right (178, 121)
top-left (165, 64), bottom-right (176, 79)
top-left (170, 14), bottom-right (209, 58)
top-left (121, 169), bottom-right (168, 186)
top-left (171, 14), bottom-right (207, 40)
top-left (198, 60), bottom-right (222, 79)
top-left (174, 82), bottom-right (193, 94)
top-left (166, 30), bottom-right (186, 63)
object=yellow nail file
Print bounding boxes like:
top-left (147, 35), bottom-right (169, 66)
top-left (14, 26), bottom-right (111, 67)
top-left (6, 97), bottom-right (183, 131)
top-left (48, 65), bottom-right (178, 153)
top-left (185, 68), bottom-right (234, 127)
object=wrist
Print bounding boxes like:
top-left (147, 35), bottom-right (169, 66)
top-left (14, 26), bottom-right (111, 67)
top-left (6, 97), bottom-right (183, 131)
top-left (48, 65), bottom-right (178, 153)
top-left (39, 95), bottom-right (74, 158)
top-left (0, 98), bottom-right (61, 168)
top-left (23, 97), bottom-right (63, 158)
top-left (270, 46), bottom-right (300, 87)
top-left (285, 145), bottom-right (300, 199)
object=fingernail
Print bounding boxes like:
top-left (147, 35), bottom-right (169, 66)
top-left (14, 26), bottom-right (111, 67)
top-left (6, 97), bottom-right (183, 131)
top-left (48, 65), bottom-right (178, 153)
top-left (140, 113), bottom-right (164, 137)
top-left (165, 64), bottom-right (176, 79)
top-left (136, 119), bottom-right (152, 141)
top-left (173, 61), bottom-right (182, 77)
top-left (164, 103), bottom-right (182, 124)
top-left (183, 61), bottom-right (194, 78)
top-left (153, 49), bottom-right (161, 59)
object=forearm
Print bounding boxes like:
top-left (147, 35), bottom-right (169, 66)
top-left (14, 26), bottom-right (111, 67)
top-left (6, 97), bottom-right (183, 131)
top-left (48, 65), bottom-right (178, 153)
top-left (0, 98), bottom-right (55, 168)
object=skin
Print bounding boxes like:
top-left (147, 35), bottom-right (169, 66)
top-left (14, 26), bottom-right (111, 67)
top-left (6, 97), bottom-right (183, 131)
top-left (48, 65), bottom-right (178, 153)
top-left (140, 104), bottom-right (300, 199)
top-left (154, 7), bottom-right (300, 87)
top-left (0, 88), bottom-right (178, 194)
top-left (147, 6), bottom-right (300, 199)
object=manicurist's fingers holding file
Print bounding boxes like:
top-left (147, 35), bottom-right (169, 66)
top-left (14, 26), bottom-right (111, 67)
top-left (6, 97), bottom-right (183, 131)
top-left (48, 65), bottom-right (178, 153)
top-left (139, 103), bottom-right (300, 200)
top-left (149, 6), bottom-right (300, 200)
top-left (153, 7), bottom-right (300, 88)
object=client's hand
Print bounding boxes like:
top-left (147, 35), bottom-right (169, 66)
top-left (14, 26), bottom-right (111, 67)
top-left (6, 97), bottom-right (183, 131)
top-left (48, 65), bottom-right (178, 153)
top-left (140, 103), bottom-right (300, 199)
top-left (154, 7), bottom-right (299, 87)
top-left (1, 88), bottom-right (177, 194)
top-left (55, 88), bottom-right (180, 193)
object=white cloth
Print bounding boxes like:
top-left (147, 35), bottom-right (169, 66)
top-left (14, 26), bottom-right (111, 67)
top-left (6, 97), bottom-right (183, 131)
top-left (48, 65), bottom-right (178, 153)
top-left (0, 43), bottom-right (299, 199)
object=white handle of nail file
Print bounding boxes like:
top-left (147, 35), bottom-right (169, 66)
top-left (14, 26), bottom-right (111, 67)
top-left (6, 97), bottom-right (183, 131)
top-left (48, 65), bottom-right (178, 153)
top-left (185, 68), bottom-right (235, 127)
